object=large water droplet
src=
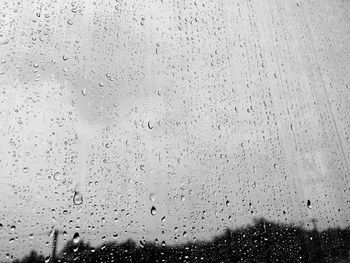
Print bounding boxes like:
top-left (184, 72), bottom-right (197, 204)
top-left (73, 191), bottom-right (83, 205)
top-left (307, 199), bottom-right (312, 209)
top-left (151, 206), bottom-right (157, 215)
top-left (73, 183), bottom-right (83, 205)
top-left (73, 232), bottom-right (80, 244)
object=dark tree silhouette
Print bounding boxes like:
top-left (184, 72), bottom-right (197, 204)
top-left (7, 218), bottom-right (350, 263)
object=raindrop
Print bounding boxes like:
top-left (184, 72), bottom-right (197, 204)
top-left (307, 199), bottom-right (312, 209)
top-left (73, 191), bottom-right (83, 205)
top-left (73, 232), bottom-right (80, 244)
top-left (53, 172), bottom-right (60, 181)
top-left (22, 167), bottom-right (29, 173)
top-left (147, 121), bottom-right (153, 129)
top-left (62, 55), bottom-right (68, 61)
top-left (82, 88), bottom-right (87, 96)
top-left (67, 19), bottom-right (73, 25)
top-left (149, 193), bottom-right (155, 202)
top-left (44, 256), bottom-right (50, 263)
top-left (226, 200), bottom-right (230, 207)
top-left (73, 184), bottom-right (83, 205)
top-left (151, 206), bottom-right (157, 215)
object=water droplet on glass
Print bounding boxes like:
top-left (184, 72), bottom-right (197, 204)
top-left (82, 88), bottom-right (87, 96)
top-left (22, 167), bottom-right (29, 173)
top-left (73, 191), bottom-right (83, 205)
top-left (149, 193), bottom-right (155, 202)
top-left (151, 206), bottom-right (157, 215)
top-left (54, 172), bottom-right (60, 181)
top-left (307, 199), bottom-right (312, 209)
top-left (62, 55), bottom-right (68, 61)
top-left (147, 121), bottom-right (153, 129)
top-left (73, 232), bottom-right (80, 244)
top-left (73, 184), bottom-right (83, 205)
top-left (226, 200), bottom-right (230, 207)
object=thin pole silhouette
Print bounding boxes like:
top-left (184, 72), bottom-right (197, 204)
top-left (51, 230), bottom-right (58, 263)
top-left (51, 229), bottom-right (65, 263)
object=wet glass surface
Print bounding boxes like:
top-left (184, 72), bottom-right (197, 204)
top-left (0, 0), bottom-right (350, 262)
